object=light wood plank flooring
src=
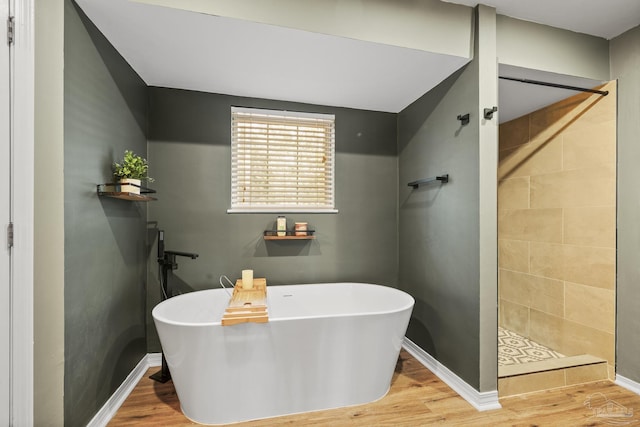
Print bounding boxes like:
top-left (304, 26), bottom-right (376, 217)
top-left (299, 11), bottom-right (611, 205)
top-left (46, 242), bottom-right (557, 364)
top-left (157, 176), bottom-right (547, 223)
top-left (109, 350), bottom-right (640, 426)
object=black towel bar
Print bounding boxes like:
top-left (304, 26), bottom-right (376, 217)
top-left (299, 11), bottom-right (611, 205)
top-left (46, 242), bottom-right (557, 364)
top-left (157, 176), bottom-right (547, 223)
top-left (408, 174), bottom-right (449, 189)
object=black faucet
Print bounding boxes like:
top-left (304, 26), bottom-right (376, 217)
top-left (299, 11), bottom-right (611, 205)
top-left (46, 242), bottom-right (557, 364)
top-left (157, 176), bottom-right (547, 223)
top-left (160, 250), bottom-right (199, 271)
top-left (151, 230), bottom-right (199, 384)
top-left (157, 230), bottom-right (199, 271)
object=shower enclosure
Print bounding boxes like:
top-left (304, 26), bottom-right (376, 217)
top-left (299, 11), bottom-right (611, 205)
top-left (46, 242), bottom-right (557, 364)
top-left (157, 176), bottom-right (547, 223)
top-left (497, 80), bottom-right (617, 396)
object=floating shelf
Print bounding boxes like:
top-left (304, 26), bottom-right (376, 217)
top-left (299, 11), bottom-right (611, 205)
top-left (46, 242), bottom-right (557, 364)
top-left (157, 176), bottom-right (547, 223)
top-left (97, 183), bottom-right (157, 201)
top-left (263, 230), bottom-right (316, 240)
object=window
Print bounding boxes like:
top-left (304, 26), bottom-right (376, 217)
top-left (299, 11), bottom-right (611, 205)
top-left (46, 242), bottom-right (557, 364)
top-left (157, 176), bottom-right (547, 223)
top-left (229, 107), bottom-right (336, 213)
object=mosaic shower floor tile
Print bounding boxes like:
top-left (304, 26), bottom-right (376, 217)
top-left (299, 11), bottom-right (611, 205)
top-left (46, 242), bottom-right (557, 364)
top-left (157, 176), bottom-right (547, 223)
top-left (498, 327), bottom-right (565, 366)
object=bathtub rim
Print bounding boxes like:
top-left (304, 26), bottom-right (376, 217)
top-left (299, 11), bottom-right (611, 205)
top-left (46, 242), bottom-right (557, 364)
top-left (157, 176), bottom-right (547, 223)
top-left (152, 282), bottom-right (415, 327)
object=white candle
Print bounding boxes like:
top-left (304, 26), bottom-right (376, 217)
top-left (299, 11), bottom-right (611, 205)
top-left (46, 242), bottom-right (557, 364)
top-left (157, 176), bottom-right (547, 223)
top-left (295, 222), bottom-right (308, 236)
top-left (241, 269), bottom-right (254, 289)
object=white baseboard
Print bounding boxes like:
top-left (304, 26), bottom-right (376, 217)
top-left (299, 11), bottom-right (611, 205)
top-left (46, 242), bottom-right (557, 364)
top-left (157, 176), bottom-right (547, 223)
top-left (147, 352), bottom-right (162, 367)
top-left (87, 353), bottom-right (162, 427)
top-left (616, 374), bottom-right (640, 396)
top-left (90, 342), bottom-right (505, 427)
top-left (403, 338), bottom-right (501, 412)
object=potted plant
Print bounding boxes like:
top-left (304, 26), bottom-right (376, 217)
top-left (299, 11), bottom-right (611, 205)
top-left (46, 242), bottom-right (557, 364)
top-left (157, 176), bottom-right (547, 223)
top-left (112, 150), bottom-right (154, 194)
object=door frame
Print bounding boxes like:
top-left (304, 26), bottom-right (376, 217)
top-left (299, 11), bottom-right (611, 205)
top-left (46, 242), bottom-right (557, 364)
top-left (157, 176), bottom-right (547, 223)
top-left (1, 0), bottom-right (10, 423)
top-left (10, 0), bottom-right (34, 424)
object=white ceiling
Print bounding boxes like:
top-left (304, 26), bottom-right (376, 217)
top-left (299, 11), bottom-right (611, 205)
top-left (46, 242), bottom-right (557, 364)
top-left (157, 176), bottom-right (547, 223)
top-left (74, 0), bottom-right (469, 113)
top-left (75, 0), bottom-right (639, 118)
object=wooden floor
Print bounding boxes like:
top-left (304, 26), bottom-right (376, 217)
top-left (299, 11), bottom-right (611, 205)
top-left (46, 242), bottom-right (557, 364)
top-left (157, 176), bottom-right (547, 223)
top-left (109, 350), bottom-right (640, 426)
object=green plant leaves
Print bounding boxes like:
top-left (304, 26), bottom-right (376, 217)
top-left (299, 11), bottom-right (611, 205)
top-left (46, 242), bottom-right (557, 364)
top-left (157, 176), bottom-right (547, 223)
top-left (112, 150), bottom-right (154, 182)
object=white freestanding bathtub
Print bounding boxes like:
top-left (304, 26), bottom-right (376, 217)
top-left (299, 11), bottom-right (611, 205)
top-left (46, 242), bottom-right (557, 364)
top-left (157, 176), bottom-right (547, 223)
top-left (152, 282), bottom-right (414, 425)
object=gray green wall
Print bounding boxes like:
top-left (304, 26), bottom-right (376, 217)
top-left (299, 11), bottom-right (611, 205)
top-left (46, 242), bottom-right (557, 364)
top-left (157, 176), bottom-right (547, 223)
top-left (146, 87), bottom-right (398, 350)
top-left (397, 6), bottom-right (499, 392)
top-left (611, 25), bottom-right (640, 384)
top-left (398, 63), bottom-right (482, 388)
top-left (63, 1), bottom-right (149, 425)
top-left (497, 15), bottom-right (610, 80)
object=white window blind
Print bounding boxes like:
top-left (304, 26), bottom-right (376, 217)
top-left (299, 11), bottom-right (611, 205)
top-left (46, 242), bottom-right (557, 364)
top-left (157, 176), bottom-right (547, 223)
top-left (230, 107), bottom-right (336, 212)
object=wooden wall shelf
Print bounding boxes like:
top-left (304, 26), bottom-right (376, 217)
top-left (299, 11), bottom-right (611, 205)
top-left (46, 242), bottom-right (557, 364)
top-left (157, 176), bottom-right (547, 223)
top-left (263, 230), bottom-right (315, 240)
top-left (264, 235), bottom-right (316, 241)
top-left (96, 183), bottom-right (157, 201)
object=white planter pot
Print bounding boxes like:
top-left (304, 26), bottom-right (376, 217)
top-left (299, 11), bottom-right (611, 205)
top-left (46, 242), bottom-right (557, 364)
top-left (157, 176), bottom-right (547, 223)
top-left (118, 178), bottom-right (141, 194)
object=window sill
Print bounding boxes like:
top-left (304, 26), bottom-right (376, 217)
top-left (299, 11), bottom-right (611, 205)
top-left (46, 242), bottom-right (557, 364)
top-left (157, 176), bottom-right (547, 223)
top-left (227, 208), bottom-right (339, 214)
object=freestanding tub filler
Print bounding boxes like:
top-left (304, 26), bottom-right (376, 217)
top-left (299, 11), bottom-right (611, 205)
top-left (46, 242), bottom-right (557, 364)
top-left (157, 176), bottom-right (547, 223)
top-left (152, 282), bottom-right (415, 425)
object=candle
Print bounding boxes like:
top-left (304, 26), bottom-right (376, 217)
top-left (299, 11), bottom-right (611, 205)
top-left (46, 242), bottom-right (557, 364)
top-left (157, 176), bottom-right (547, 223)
top-left (241, 269), bottom-right (254, 289)
top-left (295, 222), bottom-right (308, 236)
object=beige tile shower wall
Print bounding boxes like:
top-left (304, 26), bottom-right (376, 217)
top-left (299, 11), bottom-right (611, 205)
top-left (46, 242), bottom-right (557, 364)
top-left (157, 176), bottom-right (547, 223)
top-left (498, 82), bottom-right (616, 376)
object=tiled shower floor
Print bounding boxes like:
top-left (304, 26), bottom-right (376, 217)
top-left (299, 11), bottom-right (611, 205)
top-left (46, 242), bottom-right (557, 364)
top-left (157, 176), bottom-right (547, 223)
top-left (498, 327), bottom-right (565, 366)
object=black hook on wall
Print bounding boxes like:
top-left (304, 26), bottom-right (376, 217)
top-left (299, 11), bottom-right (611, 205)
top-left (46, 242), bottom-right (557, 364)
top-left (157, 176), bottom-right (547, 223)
top-left (457, 113), bottom-right (470, 126)
top-left (484, 106), bottom-right (498, 120)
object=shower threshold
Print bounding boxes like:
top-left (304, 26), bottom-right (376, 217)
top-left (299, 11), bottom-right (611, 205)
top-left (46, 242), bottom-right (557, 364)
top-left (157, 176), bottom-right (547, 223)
top-left (498, 327), bottom-right (606, 378)
top-left (498, 327), bottom-right (608, 396)
top-left (499, 353), bottom-right (606, 378)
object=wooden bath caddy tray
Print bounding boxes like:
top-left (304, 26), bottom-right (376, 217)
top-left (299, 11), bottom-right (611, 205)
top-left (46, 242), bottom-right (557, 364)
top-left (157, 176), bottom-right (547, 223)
top-left (221, 278), bottom-right (269, 326)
